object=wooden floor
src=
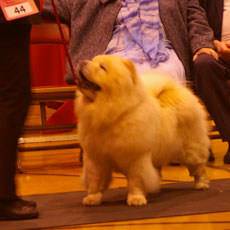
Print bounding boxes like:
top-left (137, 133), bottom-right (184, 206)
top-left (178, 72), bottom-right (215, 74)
top-left (16, 104), bottom-right (230, 230)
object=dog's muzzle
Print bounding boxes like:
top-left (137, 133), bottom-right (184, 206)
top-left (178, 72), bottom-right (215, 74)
top-left (76, 61), bottom-right (101, 91)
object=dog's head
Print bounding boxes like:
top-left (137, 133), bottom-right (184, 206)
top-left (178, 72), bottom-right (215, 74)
top-left (76, 55), bottom-right (139, 101)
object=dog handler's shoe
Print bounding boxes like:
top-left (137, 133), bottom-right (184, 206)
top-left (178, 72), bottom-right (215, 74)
top-left (0, 198), bottom-right (38, 220)
top-left (223, 151), bottom-right (230, 164)
top-left (15, 197), bottom-right (37, 207)
top-left (208, 148), bottom-right (215, 162)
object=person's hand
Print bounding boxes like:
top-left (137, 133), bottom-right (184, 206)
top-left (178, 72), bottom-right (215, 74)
top-left (214, 40), bottom-right (230, 62)
top-left (193, 48), bottom-right (218, 62)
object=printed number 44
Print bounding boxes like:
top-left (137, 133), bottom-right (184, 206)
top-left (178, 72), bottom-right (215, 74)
top-left (15, 5), bottom-right (26, 14)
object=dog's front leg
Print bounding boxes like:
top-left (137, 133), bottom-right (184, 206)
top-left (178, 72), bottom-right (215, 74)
top-left (127, 179), bottom-right (147, 206)
top-left (82, 156), bottom-right (112, 206)
top-left (83, 186), bottom-right (103, 206)
top-left (127, 156), bottom-right (160, 206)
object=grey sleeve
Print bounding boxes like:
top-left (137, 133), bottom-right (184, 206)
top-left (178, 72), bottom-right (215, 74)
top-left (42, 0), bottom-right (73, 24)
top-left (187, 0), bottom-right (214, 54)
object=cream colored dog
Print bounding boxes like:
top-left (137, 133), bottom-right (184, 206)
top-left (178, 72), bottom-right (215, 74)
top-left (75, 55), bottom-right (210, 206)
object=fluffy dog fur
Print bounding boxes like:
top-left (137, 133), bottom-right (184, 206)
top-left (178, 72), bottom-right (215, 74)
top-left (75, 55), bottom-right (210, 206)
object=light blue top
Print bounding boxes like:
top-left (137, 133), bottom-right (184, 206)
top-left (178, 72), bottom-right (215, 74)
top-left (105, 0), bottom-right (186, 84)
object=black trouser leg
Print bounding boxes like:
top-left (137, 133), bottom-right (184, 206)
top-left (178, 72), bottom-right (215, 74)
top-left (0, 24), bottom-right (31, 199)
top-left (193, 53), bottom-right (230, 142)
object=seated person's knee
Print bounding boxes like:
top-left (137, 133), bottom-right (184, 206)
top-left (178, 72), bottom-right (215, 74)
top-left (193, 53), bottom-right (217, 70)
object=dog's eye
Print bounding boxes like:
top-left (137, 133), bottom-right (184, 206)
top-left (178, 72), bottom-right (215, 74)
top-left (100, 64), bottom-right (107, 72)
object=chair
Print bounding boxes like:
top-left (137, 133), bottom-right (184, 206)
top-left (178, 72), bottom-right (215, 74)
top-left (28, 20), bottom-right (75, 131)
top-left (17, 20), bottom-right (80, 173)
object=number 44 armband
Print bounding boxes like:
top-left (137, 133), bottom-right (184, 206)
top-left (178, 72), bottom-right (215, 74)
top-left (0, 0), bottom-right (39, 21)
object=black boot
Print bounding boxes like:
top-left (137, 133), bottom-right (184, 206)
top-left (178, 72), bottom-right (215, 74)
top-left (15, 197), bottom-right (37, 207)
top-left (208, 148), bottom-right (215, 162)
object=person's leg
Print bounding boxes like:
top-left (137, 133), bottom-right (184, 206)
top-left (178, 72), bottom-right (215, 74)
top-left (0, 24), bottom-right (38, 219)
top-left (223, 142), bottom-right (230, 164)
top-left (193, 53), bottom-right (230, 163)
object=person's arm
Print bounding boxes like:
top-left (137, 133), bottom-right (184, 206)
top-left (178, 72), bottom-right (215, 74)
top-left (42, 0), bottom-right (72, 24)
top-left (186, 0), bottom-right (217, 61)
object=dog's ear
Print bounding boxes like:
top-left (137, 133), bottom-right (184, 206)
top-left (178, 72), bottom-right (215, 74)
top-left (123, 59), bottom-right (137, 84)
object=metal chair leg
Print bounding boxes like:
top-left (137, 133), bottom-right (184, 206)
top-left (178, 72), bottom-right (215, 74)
top-left (79, 145), bottom-right (83, 165)
top-left (16, 157), bottom-right (23, 174)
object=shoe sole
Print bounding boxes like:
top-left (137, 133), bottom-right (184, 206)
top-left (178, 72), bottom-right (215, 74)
top-left (0, 212), bottom-right (39, 220)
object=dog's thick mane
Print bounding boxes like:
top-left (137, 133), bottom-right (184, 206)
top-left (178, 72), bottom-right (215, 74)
top-left (76, 81), bottom-right (150, 131)
top-left (77, 70), bottom-right (183, 131)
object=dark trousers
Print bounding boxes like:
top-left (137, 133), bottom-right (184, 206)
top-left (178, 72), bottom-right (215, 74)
top-left (193, 53), bottom-right (230, 142)
top-left (0, 24), bottom-right (31, 199)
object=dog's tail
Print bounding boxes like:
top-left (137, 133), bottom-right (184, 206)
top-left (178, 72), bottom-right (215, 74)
top-left (142, 71), bottom-right (181, 98)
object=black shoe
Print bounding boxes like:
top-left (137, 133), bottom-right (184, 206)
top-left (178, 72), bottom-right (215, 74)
top-left (0, 198), bottom-right (38, 220)
top-left (208, 154), bottom-right (215, 162)
top-left (15, 197), bottom-right (37, 208)
top-left (208, 148), bottom-right (215, 162)
top-left (223, 151), bottom-right (230, 164)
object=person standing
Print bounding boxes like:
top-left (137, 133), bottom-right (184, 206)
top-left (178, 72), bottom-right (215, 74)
top-left (193, 0), bottom-right (230, 164)
top-left (0, 0), bottom-right (41, 219)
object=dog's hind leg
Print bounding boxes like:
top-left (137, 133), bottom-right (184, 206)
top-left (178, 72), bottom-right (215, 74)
top-left (82, 156), bottom-right (112, 206)
top-left (186, 163), bottom-right (210, 189)
top-left (127, 155), bottom-right (160, 206)
top-left (182, 140), bottom-right (210, 189)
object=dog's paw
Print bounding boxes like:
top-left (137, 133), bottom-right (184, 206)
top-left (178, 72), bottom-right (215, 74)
top-left (195, 179), bottom-right (210, 190)
top-left (127, 194), bottom-right (147, 206)
top-left (82, 193), bottom-right (102, 206)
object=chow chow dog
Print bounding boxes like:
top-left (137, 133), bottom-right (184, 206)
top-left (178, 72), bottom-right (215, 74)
top-left (75, 55), bottom-right (210, 206)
